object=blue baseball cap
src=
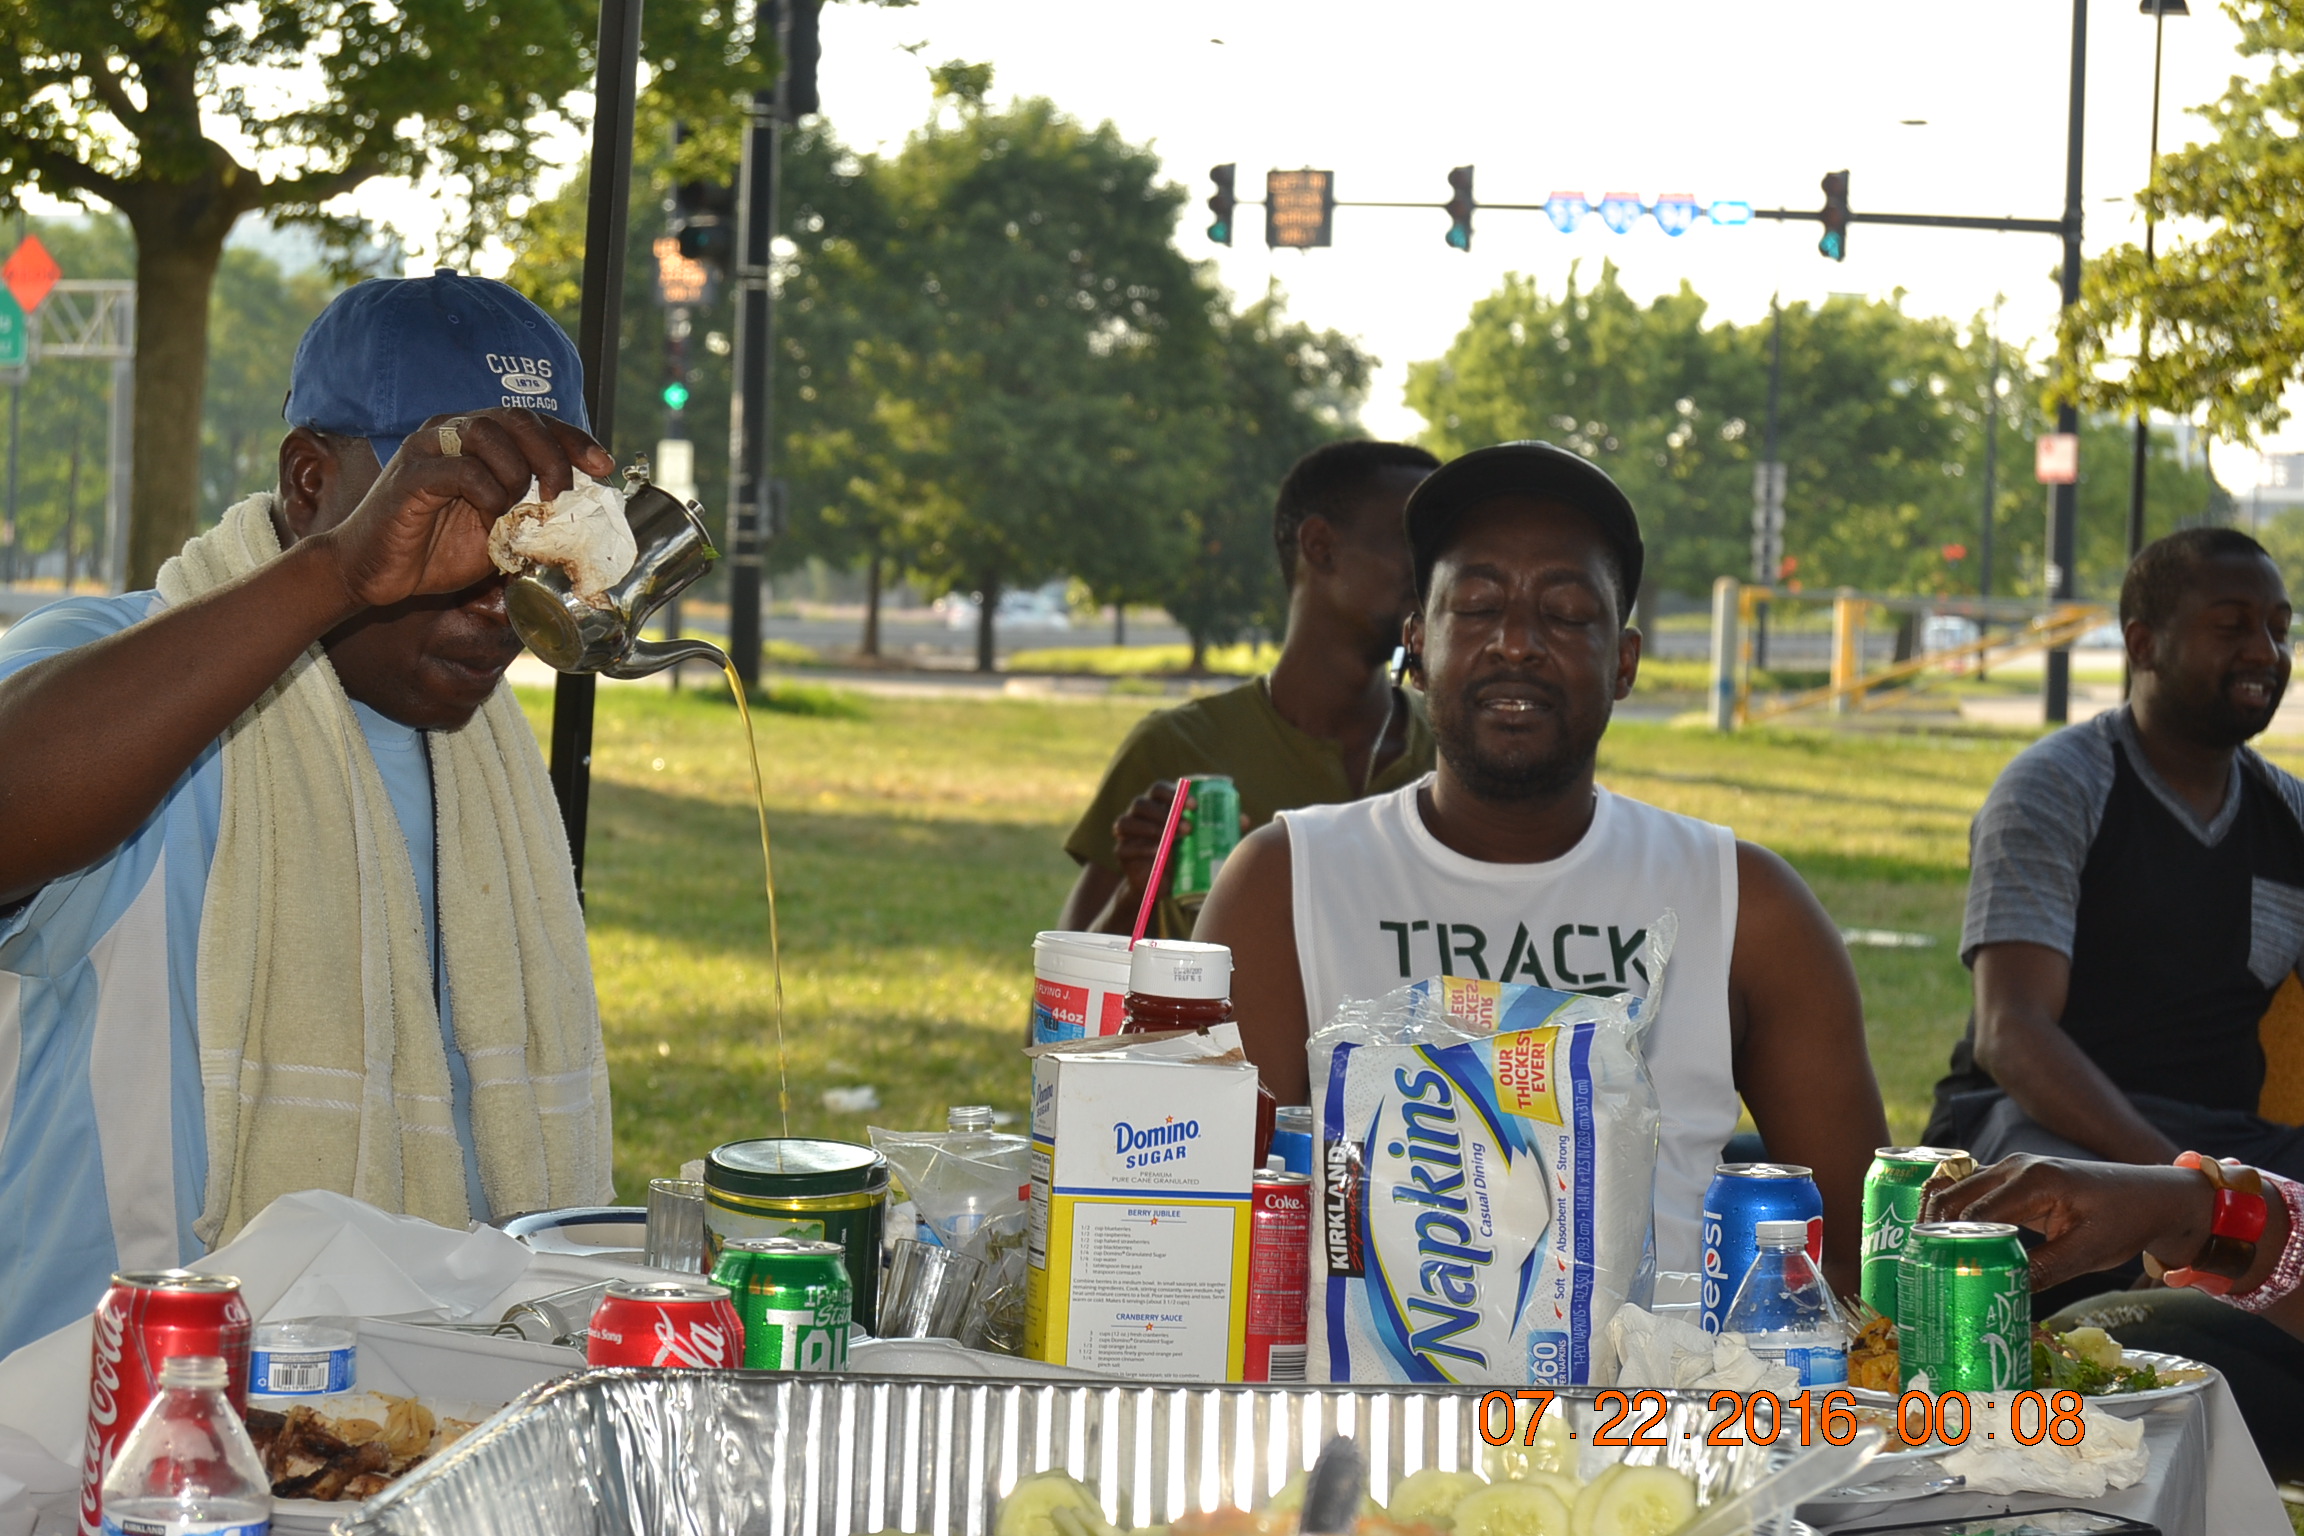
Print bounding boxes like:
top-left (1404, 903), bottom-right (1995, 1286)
top-left (284, 268), bottom-right (590, 472)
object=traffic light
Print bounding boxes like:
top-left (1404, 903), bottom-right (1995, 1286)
top-left (662, 381), bottom-right (691, 412)
top-left (1208, 163), bottom-right (1237, 246)
top-left (1445, 166), bottom-right (1475, 251)
top-left (1818, 170), bottom-right (1850, 261)
top-left (669, 176), bottom-right (737, 279)
top-left (781, 0), bottom-right (822, 119)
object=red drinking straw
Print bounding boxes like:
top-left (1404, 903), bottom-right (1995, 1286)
top-left (1130, 776), bottom-right (1195, 947)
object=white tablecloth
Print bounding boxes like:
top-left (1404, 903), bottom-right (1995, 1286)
top-left (1805, 1377), bottom-right (2288, 1536)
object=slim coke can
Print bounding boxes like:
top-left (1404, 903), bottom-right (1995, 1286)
top-left (586, 1279), bottom-right (745, 1368)
top-left (78, 1271), bottom-right (252, 1536)
top-left (1701, 1163), bottom-right (1823, 1334)
top-left (1244, 1162), bottom-right (1310, 1382)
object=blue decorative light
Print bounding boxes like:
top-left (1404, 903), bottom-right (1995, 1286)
top-left (1543, 192), bottom-right (1590, 234)
top-left (1651, 194), bottom-right (1700, 237)
top-left (1596, 192), bottom-right (1644, 234)
top-left (1705, 200), bottom-right (1753, 226)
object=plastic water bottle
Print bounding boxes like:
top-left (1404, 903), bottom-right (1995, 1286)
top-left (99, 1353), bottom-right (272, 1536)
top-left (1722, 1218), bottom-right (1849, 1387)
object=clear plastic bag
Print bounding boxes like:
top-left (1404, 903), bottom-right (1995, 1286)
top-left (1308, 913), bottom-right (1673, 1385)
top-left (870, 1110), bottom-right (1032, 1353)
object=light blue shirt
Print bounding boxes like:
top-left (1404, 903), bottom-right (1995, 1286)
top-left (0, 593), bottom-right (488, 1358)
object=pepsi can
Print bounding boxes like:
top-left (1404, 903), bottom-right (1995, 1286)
top-left (1701, 1162), bottom-right (1823, 1334)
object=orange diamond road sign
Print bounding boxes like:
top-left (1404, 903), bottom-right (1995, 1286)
top-left (4, 236), bottom-right (60, 316)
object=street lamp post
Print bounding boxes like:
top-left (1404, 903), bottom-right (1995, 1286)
top-left (2128, 0), bottom-right (2184, 563)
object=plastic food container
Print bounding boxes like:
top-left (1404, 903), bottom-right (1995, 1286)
top-left (340, 1372), bottom-right (1799, 1536)
top-left (1031, 931), bottom-right (1133, 1044)
top-left (705, 1138), bottom-right (891, 1326)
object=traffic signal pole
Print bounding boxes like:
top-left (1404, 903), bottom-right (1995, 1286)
top-left (2047, 0), bottom-right (2089, 727)
top-left (549, 0), bottom-right (643, 895)
top-left (725, 7), bottom-right (781, 698)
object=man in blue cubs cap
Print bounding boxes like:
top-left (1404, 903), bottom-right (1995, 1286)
top-left (0, 272), bottom-right (618, 1358)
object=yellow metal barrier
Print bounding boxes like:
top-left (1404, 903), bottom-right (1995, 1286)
top-left (1736, 601), bottom-right (2110, 726)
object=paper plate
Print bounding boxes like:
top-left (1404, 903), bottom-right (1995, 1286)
top-left (1843, 1347), bottom-right (2213, 1443)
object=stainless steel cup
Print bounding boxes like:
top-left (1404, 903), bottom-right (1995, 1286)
top-left (644, 1178), bottom-right (709, 1273)
top-left (875, 1239), bottom-right (986, 1341)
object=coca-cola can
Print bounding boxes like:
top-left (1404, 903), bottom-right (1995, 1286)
top-left (78, 1270), bottom-right (252, 1536)
top-left (586, 1278), bottom-right (744, 1368)
top-left (1244, 1164), bottom-right (1311, 1382)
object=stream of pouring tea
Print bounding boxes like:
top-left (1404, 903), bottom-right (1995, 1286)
top-left (722, 661), bottom-right (791, 1138)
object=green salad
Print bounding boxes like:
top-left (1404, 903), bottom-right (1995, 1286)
top-left (2031, 1325), bottom-right (2163, 1395)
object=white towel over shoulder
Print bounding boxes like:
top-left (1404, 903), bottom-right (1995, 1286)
top-left (159, 495), bottom-right (612, 1244)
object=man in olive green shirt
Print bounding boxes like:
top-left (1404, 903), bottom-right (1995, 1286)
top-left (1059, 440), bottom-right (1439, 939)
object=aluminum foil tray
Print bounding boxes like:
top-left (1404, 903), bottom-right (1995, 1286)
top-left (341, 1372), bottom-right (1799, 1536)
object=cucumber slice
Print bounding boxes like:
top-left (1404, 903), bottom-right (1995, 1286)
top-left (1385, 1469), bottom-right (1488, 1528)
top-left (996, 1471), bottom-right (1110, 1536)
top-left (1449, 1480), bottom-right (1573, 1536)
top-left (1568, 1466), bottom-right (1623, 1536)
top-left (1578, 1466), bottom-right (1697, 1536)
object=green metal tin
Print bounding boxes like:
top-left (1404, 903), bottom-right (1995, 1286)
top-left (1896, 1220), bottom-right (2031, 1393)
top-left (704, 1138), bottom-right (888, 1325)
top-left (1860, 1147), bottom-right (1977, 1324)
top-left (709, 1236), bottom-right (853, 1371)
top-left (1170, 776), bottom-right (1240, 903)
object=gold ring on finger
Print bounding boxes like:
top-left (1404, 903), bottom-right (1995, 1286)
top-left (438, 417), bottom-right (470, 457)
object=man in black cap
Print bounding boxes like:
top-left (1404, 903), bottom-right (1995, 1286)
top-left (1196, 441), bottom-right (1888, 1290)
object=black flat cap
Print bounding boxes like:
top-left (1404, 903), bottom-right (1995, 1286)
top-left (1404, 441), bottom-right (1645, 612)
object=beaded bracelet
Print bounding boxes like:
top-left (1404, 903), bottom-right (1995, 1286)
top-left (2226, 1171), bottom-right (2304, 1315)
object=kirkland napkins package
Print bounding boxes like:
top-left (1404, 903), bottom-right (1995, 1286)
top-left (1025, 1026), bottom-right (1259, 1382)
top-left (1307, 917), bottom-right (1673, 1386)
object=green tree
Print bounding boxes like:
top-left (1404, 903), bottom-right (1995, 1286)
top-left (1407, 265), bottom-right (2223, 605)
top-left (200, 246), bottom-right (336, 522)
top-left (0, 0), bottom-right (765, 588)
top-left (842, 90), bottom-right (1217, 671)
top-left (2064, 0), bottom-right (2304, 439)
top-left (1149, 289), bottom-right (1371, 670)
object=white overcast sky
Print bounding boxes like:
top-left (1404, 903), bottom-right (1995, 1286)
top-left (40, 0), bottom-right (2290, 481)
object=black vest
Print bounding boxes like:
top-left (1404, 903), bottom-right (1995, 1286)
top-left (1939, 742), bottom-right (2304, 1115)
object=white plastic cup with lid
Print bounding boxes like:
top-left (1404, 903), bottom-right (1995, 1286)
top-left (1031, 930), bottom-right (1135, 1043)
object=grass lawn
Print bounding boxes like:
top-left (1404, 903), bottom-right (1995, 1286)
top-left (515, 681), bottom-right (2298, 1202)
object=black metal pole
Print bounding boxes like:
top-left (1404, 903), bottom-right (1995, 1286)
top-left (726, 1), bottom-right (785, 695)
top-left (550, 0), bottom-right (644, 896)
top-left (1981, 309), bottom-right (2001, 603)
top-left (1756, 298), bottom-right (1783, 670)
top-left (2124, 3), bottom-right (2170, 699)
top-left (2045, 0), bottom-right (2088, 727)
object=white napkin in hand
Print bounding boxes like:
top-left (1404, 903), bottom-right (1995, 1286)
top-left (1940, 1398), bottom-right (2149, 1496)
top-left (488, 469), bottom-right (636, 603)
top-left (1606, 1302), bottom-right (1800, 1394)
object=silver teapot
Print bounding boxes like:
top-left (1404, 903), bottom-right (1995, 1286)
top-left (504, 462), bottom-right (731, 680)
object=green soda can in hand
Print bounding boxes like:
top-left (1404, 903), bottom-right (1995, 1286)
top-left (1896, 1221), bottom-right (2030, 1393)
top-left (1860, 1147), bottom-right (1977, 1324)
top-left (710, 1236), bottom-right (854, 1371)
top-left (1168, 775), bottom-right (1241, 904)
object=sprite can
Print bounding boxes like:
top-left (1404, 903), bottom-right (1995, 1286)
top-left (709, 1236), bottom-right (853, 1372)
top-left (1860, 1147), bottom-right (1977, 1324)
top-left (1896, 1221), bottom-right (2030, 1392)
top-left (1169, 775), bottom-right (1241, 903)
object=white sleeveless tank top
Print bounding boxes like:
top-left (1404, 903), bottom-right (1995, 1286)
top-left (1279, 778), bottom-right (1740, 1276)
